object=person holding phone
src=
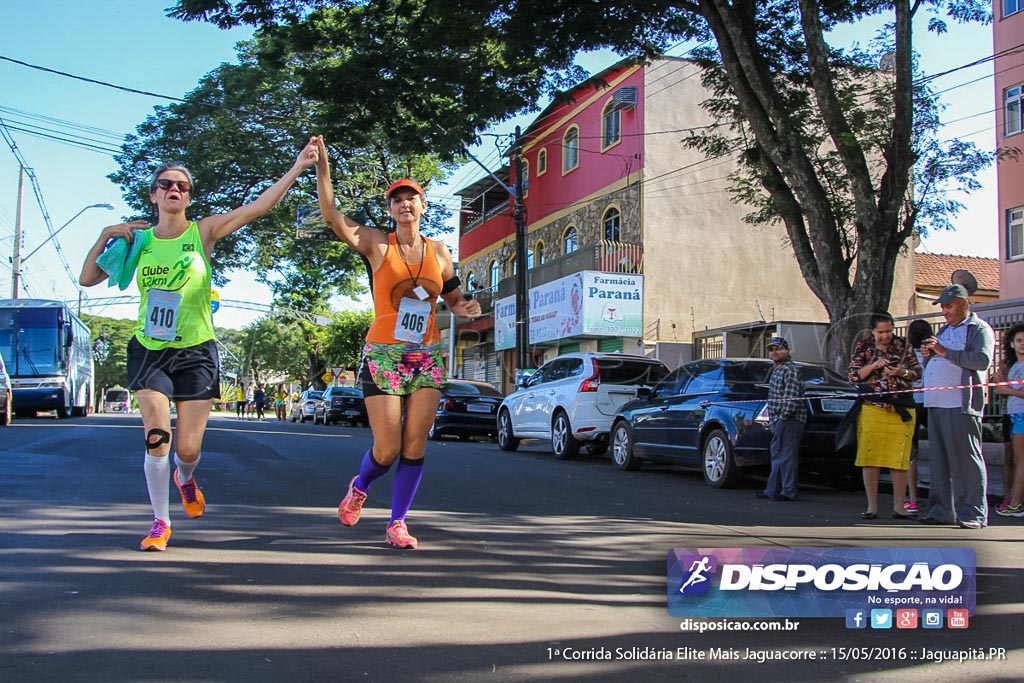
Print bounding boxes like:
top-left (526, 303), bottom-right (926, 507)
top-left (79, 141), bottom-right (319, 551)
top-left (847, 312), bottom-right (921, 520)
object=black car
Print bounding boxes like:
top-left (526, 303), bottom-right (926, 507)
top-left (429, 380), bottom-right (504, 440)
top-left (314, 386), bottom-right (368, 426)
top-left (609, 358), bottom-right (858, 488)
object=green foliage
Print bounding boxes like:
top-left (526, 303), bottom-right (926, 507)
top-left (82, 315), bottom-right (137, 390)
top-left (322, 309), bottom-right (374, 370)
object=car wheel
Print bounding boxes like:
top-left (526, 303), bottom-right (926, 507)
top-left (702, 428), bottom-right (742, 488)
top-left (497, 409), bottom-right (520, 451)
top-left (551, 411), bottom-right (580, 460)
top-left (611, 420), bottom-right (640, 471)
top-left (0, 397), bottom-right (10, 426)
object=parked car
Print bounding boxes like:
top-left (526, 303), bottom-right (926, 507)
top-left (497, 352), bottom-right (670, 459)
top-left (429, 380), bottom-right (504, 440)
top-left (608, 358), bottom-right (859, 488)
top-left (290, 390), bottom-right (322, 423)
top-left (0, 353), bottom-right (10, 426)
top-left (314, 386), bottom-right (367, 426)
top-left (103, 387), bottom-right (132, 413)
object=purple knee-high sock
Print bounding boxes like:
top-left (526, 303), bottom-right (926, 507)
top-left (390, 456), bottom-right (424, 523)
top-left (354, 448), bottom-right (391, 492)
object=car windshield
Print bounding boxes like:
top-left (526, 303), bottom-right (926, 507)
top-left (447, 382), bottom-right (502, 397)
top-left (105, 389), bottom-right (129, 402)
top-left (306, 392), bottom-right (322, 400)
top-left (595, 359), bottom-right (669, 385)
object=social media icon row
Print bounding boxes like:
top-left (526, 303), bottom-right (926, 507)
top-left (845, 608), bottom-right (969, 629)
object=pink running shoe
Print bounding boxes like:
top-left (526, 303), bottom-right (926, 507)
top-left (385, 520), bottom-right (418, 549)
top-left (338, 475), bottom-right (368, 527)
top-left (904, 501), bottom-right (918, 513)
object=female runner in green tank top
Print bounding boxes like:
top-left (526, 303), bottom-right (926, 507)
top-left (79, 141), bottom-right (319, 551)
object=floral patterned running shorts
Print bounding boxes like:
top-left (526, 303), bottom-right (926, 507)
top-left (358, 342), bottom-right (447, 396)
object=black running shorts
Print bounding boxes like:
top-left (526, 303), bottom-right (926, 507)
top-left (127, 336), bottom-right (221, 401)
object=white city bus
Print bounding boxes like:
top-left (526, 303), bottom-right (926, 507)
top-left (0, 299), bottom-right (94, 418)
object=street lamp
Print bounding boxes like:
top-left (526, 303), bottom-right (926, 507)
top-left (12, 203), bottom-right (115, 298)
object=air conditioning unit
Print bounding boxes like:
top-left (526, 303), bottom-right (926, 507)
top-left (612, 86), bottom-right (638, 110)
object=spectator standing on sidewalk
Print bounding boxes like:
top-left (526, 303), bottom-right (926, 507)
top-left (919, 284), bottom-right (995, 529)
top-left (846, 312), bottom-right (921, 521)
top-left (253, 383), bottom-right (266, 421)
top-left (995, 322), bottom-right (1024, 517)
top-left (756, 336), bottom-right (806, 502)
top-left (904, 318), bottom-right (935, 514)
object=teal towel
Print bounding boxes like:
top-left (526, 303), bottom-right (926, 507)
top-left (96, 230), bottom-right (150, 291)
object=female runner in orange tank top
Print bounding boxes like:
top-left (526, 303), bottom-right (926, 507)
top-left (312, 135), bottom-right (481, 549)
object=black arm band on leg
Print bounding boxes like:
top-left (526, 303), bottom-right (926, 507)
top-left (441, 276), bottom-right (461, 294)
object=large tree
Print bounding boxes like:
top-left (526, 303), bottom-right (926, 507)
top-left (171, 0), bottom-right (991, 365)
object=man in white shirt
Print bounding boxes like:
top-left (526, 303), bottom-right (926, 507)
top-left (919, 284), bottom-right (995, 529)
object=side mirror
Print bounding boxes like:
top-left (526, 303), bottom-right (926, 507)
top-left (635, 386), bottom-right (652, 400)
top-left (515, 369), bottom-right (536, 388)
top-left (64, 324), bottom-right (74, 347)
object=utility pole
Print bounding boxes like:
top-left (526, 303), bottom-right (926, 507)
top-left (11, 165), bottom-right (24, 299)
top-left (512, 126), bottom-right (530, 373)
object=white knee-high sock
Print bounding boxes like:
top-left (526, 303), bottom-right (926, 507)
top-left (174, 453), bottom-right (201, 483)
top-left (144, 453), bottom-right (171, 523)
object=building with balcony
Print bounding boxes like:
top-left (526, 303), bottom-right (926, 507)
top-left (996, 0), bottom-right (1024, 297)
top-left (454, 57), bottom-right (915, 389)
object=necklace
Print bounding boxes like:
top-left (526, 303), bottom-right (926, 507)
top-left (396, 233), bottom-right (426, 287)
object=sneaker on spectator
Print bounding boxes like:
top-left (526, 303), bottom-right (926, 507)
top-left (904, 501), bottom-right (918, 513)
top-left (996, 503), bottom-right (1024, 517)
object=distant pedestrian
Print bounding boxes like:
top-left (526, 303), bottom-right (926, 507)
top-left (253, 384), bottom-right (266, 420)
top-left (919, 284), bottom-right (995, 529)
top-left (846, 312), bottom-right (920, 521)
top-left (245, 382), bottom-right (255, 419)
top-left (235, 384), bottom-right (246, 419)
top-left (756, 336), bottom-right (806, 502)
top-left (274, 383), bottom-right (288, 422)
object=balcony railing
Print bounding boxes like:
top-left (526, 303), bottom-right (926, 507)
top-left (496, 240), bottom-right (643, 298)
top-left (462, 202), bottom-right (511, 232)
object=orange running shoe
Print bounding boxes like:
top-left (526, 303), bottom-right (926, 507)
top-left (385, 520), bottom-right (418, 549)
top-left (174, 469), bottom-right (206, 518)
top-left (140, 519), bottom-right (171, 551)
top-left (338, 475), bottom-right (368, 527)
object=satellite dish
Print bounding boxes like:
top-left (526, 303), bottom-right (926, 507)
top-left (952, 269), bottom-right (979, 295)
top-left (878, 51), bottom-right (897, 72)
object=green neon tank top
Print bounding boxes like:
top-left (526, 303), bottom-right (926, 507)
top-left (133, 221), bottom-right (215, 350)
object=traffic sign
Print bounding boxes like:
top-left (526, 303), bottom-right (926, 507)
top-left (321, 372), bottom-right (333, 384)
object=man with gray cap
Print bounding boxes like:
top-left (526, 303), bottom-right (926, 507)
top-left (919, 284), bottom-right (994, 529)
top-left (757, 336), bottom-right (807, 501)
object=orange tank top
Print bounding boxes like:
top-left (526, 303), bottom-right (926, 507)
top-left (365, 233), bottom-right (443, 344)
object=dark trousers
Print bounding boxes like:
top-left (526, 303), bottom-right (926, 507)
top-left (765, 419), bottom-right (804, 499)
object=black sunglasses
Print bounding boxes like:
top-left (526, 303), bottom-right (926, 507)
top-left (155, 178), bottom-right (192, 193)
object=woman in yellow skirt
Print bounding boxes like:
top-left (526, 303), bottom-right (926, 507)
top-left (847, 312), bottom-right (922, 520)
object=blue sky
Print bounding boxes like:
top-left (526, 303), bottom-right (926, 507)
top-left (0, 1), bottom-right (996, 329)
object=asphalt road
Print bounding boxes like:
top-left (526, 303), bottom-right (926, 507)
top-left (1, 413), bottom-right (1021, 682)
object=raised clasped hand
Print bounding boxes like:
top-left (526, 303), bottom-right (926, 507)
top-left (450, 298), bottom-right (482, 319)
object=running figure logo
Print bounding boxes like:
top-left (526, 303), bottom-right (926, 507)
top-left (677, 554), bottom-right (718, 596)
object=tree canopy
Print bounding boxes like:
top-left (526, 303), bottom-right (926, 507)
top-left (169, 0), bottom-right (992, 364)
